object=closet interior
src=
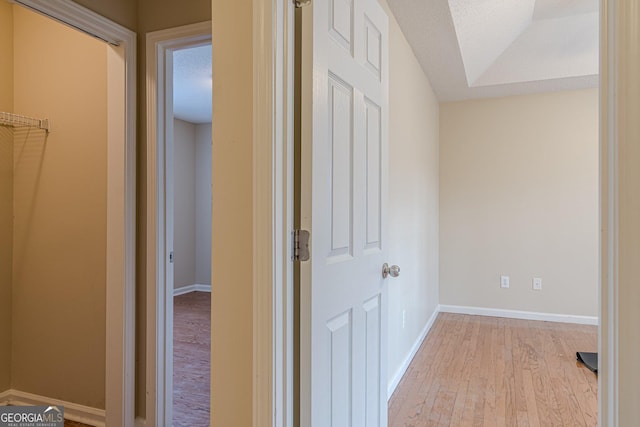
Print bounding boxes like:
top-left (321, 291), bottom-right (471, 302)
top-left (1, 1), bottom-right (110, 419)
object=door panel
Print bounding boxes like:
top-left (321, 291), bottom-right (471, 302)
top-left (363, 295), bottom-right (382, 426)
top-left (328, 75), bottom-right (354, 260)
top-left (327, 310), bottom-right (353, 426)
top-left (299, 0), bottom-right (389, 425)
top-left (329, 0), bottom-right (353, 52)
top-left (364, 99), bottom-right (382, 252)
top-left (364, 18), bottom-right (382, 79)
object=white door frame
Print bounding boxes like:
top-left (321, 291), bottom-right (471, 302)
top-left (145, 21), bottom-right (212, 427)
top-left (252, 0), bottom-right (295, 425)
top-left (263, 0), bottom-right (629, 425)
top-left (599, 0), bottom-right (640, 425)
top-left (11, 1), bottom-right (137, 426)
top-left (600, 1), bottom-right (615, 424)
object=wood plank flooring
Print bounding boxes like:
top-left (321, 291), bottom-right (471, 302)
top-left (173, 291), bottom-right (211, 427)
top-left (389, 313), bottom-right (598, 427)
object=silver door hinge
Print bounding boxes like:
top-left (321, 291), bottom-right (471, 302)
top-left (295, 0), bottom-right (311, 8)
top-left (292, 229), bottom-right (310, 261)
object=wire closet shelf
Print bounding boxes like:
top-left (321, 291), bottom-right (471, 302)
top-left (0, 112), bottom-right (50, 132)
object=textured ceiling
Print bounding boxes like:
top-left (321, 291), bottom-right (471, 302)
top-left (386, 0), bottom-right (599, 101)
top-left (533, 0), bottom-right (598, 20)
top-left (173, 44), bottom-right (212, 124)
top-left (449, 0), bottom-right (535, 85)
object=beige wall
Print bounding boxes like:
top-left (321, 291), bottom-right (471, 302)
top-left (210, 0), bottom-right (253, 424)
top-left (173, 119), bottom-right (197, 289)
top-left (137, 0), bottom-right (209, 34)
top-left (381, 0), bottom-right (441, 392)
top-left (12, 6), bottom-right (108, 408)
top-left (440, 89), bottom-right (599, 317)
top-left (0, 1), bottom-right (14, 393)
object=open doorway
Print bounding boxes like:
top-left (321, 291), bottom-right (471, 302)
top-left (145, 22), bottom-right (212, 427)
top-left (292, 0), bottom-right (599, 425)
top-left (171, 44), bottom-right (212, 427)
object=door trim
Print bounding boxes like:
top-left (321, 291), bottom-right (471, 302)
top-left (13, 1), bottom-right (137, 425)
top-left (600, 0), bottom-right (625, 425)
top-left (145, 21), bottom-right (212, 427)
top-left (252, 0), bottom-right (295, 425)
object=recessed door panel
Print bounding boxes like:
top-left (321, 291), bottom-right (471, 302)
top-left (364, 17), bottom-right (382, 79)
top-left (327, 310), bottom-right (353, 427)
top-left (330, 0), bottom-right (354, 53)
top-left (363, 295), bottom-right (381, 427)
top-left (364, 98), bottom-right (382, 253)
top-left (328, 75), bottom-right (354, 260)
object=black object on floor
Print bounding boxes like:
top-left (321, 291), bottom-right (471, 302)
top-left (577, 351), bottom-right (598, 374)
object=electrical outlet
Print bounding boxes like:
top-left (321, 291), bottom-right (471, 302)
top-left (402, 310), bottom-right (406, 329)
top-left (500, 275), bottom-right (510, 289)
top-left (533, 277), bottom-right (542, 291)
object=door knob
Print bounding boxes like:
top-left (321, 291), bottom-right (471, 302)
top-left (382, 263), bottom-right (400, 279)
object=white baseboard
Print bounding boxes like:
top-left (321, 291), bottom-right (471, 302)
top-left (135, 417), bottom-right (147, 427)
top-left (387, 306), bottom-right (440, 399)
top-left (173, 283), bottom-right (212, 296)
top-left (438, 304), bottom-right (598, 325)
top-left (0, 389), bottom-right (105, 426)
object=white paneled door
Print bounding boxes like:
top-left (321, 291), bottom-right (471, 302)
top-left (299, 0), bottom-right (390, 425)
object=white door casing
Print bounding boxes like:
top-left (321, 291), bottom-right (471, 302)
top-left (300, 0), bottom-right (389, 425)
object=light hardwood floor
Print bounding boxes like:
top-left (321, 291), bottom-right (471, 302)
top-left (389, 313), bottom-right (598, 427)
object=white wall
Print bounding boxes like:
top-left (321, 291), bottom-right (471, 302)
top-left (195, 123), bottom-right (212, 285)
top-left (173, 118), bottom-right (212, 290)
top-left (173, 119), bottom-right (197, 289)
top-left (382, 0), bottom-right (440, 394)
top-left (440, 89), bottom-right (599, 317)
